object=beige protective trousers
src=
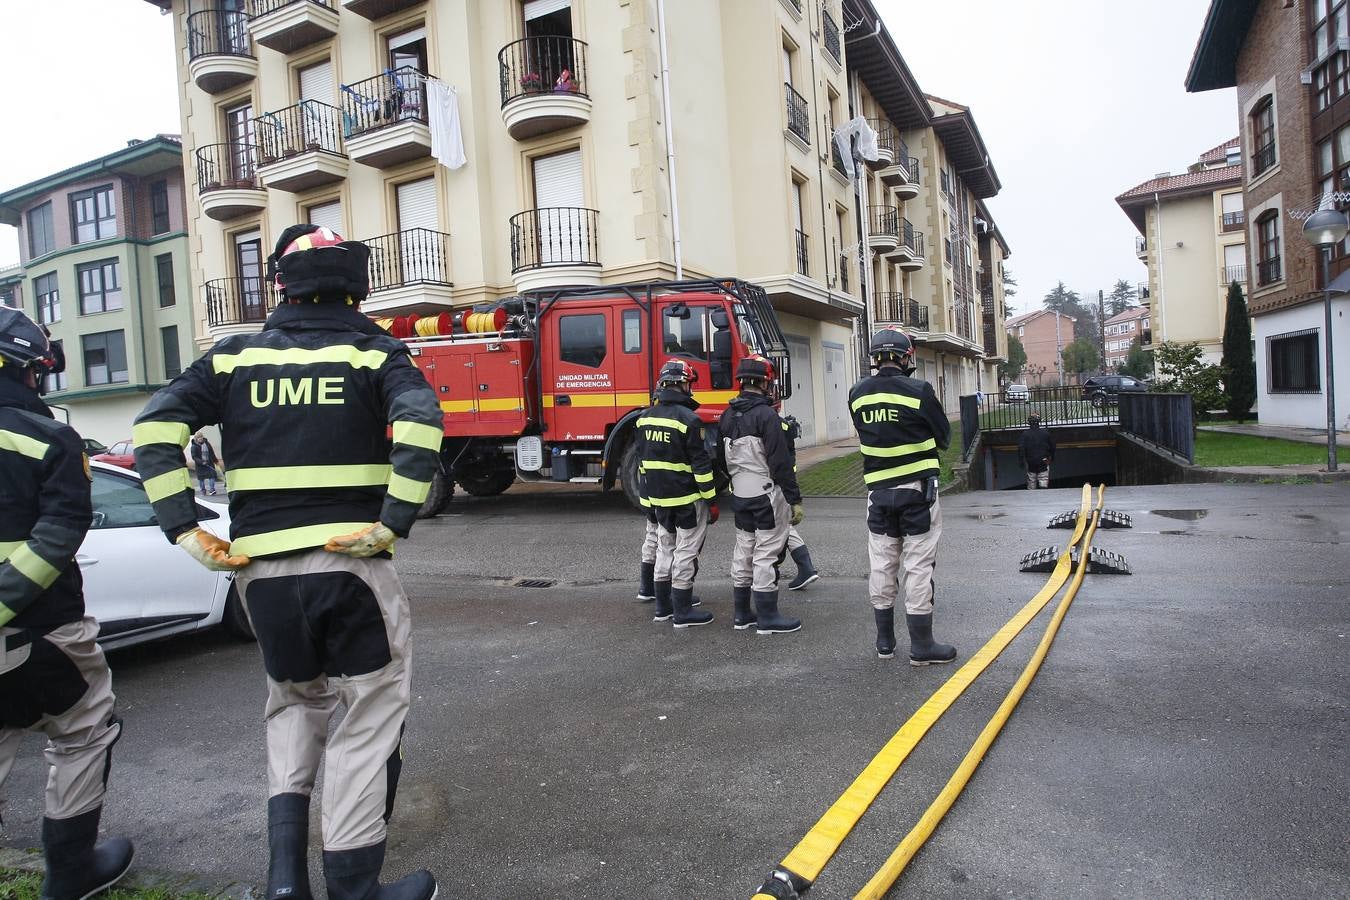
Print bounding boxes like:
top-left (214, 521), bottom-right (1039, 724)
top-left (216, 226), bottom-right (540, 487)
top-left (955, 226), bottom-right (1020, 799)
top-left (0, 617), bottom-right (121, 820)
top-left (235, 549), bottom-right (411, 852)
top-left (654, 502), bottom-right (709, 590)
top-left (730, 488), bottom-right (793, 593)
top-left (866, 483), bottom-right (943, 615)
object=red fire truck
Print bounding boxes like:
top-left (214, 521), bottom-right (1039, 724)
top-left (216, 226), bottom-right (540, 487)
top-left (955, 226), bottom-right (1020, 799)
top-left (377, 279), bottom-right (792, 514)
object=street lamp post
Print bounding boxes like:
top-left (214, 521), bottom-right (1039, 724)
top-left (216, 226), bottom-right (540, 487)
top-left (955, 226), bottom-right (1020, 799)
top-left (1301, 207), bottom-right (1347, 472)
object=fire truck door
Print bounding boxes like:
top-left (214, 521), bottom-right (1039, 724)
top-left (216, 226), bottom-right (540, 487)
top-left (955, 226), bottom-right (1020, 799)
top-left (544, 308), bottom-right (615, 440)
top-left (658, 302), bottom-right (723, 394)
top-left (612, 307), bottom-right (651, 417)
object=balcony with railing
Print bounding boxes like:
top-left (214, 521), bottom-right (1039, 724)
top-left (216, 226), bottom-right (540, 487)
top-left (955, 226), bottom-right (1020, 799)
top-left (1252, 141), bottom-right (1276, 176)
top-left (205, 276), bottom-right (278, 332)
top-left (830, 140), bottom-right (849, 179)
top-left (867, 205), bottom-right (899, 253)
top-left (785, 83), bottom-right (810, 145)
top-left (498, 37), bottom-right (591, 140)
top-left (892, 218), bottom-right (925, 270)
top-left (342, 0), bottom-right (420, 19)
top-left (187, 8), bottom-right (256, 94)
top-left (866, 118), bottom-right (895, 168)
top-left (195, 143), bottom-right (266, 221)
top-left (253, 100), bottom-right (349, 191)
top-left (822, 7), bottom-right (841, 63)
top-left (1256, 256), bottom-right (1282, 286)
top-left (248, 0), bottom-right (338, 53)
top-left (509, 207), bottom-right (601, 292)
top-left (1220, 263), bottom-right (1247, 285)
top-left (875, 292), bottom-right (928, 331)
top-left (341, 68), bottom-right (431, 167)
top-left (1221, 210), bottom-right (1245, 232)
top-left (1135, 234), bottom-right (1148, 259)
top-left (879, 140), bottom-right (918, 198)
top-left (361, 228), bottom-right (454, 313)
top-left (794, 229), bottom-right (809, 276)
top-left (839, 252), bottom-right (849, 292)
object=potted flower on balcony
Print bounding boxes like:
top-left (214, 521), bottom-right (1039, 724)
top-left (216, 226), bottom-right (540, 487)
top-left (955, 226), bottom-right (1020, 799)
top-left (520, 71), bottom-right (544, 93)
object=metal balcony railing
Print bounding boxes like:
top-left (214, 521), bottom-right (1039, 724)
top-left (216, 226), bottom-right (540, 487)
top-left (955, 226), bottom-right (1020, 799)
top-left (839, 252), bottom-right (849, 291)
top-left (195, 142), bottom-right (261, 193)
top-left (785, 83), bottom-right (810, 143)
top-left (822, 7), bottom-right (841, 62)
top-left (498, 36), bottom-right (590, 107)
top-left (1253, 142), bottom-right (1276, 175)
top-left (1221, 264), bottom-right (1247, 285)
top-left (794, 229), bottom-right (809, 276)
top-left (902, 218), bottom-right (925, 257)
top-left (1221, 210), bottom-right (1246, 232)
top-left (250, 0), bottom-right (332, 16)
top-left (1135, 234), bottom-right (1147, 255)
top-left (1256, 256), bottom-right (1282, 285)
top-left (896, 137), bottom-right (910, 167)
top-left (875, 292), bottom-right (928, 330)
top-left (187, 8), bottom-right (252, 60)
top-left (869, 205), bottom-right (898, 236)
top-left (831, 140), bottom-right (848, 176)
top-left (867, 118), bottom-right (895, 155)
top-left (205, 276), bottom-right (277, 328)
top-left (365, 228), bottom-right (451, 292)
top-left (342, 67), bottom-right (427, 138)
top-left (254, 100), bottom-right (345, 162)
top-left (509, 207), bottom-right (600, 272)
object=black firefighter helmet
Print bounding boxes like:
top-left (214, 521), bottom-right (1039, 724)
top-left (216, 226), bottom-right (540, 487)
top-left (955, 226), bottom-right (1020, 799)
top-left (0, 307), bottom-right (63, 393)
top-left (869, 328), bottom-right (916, 374)
top-left (267, 224), bottom-right (371, 305)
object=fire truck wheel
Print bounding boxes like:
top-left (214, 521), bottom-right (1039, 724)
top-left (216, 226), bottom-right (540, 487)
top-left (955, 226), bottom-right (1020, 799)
top-left (619, 441), bottom-right (643, 510)
top-left (417, 469), bottom-right (452, 519)
top-left (458, 469), bottom-right (516, 497)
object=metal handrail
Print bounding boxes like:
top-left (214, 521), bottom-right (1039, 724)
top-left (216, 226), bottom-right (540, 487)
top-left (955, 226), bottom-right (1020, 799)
top-left (822, 8), bottom-right (841, 62)
top-left (876, 291), bottom-right (903, 322)
top-left (1221, 264), bottom-right (1247, 285)
top-left (867, 118), bottom-right (895, 154)
top-left (498, 36), bottom-right (590, 107)
top-left (1253, 141), bottom-right (1276, 175)
top-left (794, 229), bottom-right (809, 276)
top-left (342, 66), bottom-right (428, 138)
top-left (1221, 210), bottom-right (1246, 231)
top-left (785, 83), bottom-right (809, 143)
top-left (365, 228), bottom-right (451, 291)
top-left (869, 205), bottom-right (899, 236)
top-left (902, 218), bottom-right (925, 257)
top-left (187, 9), bottom-right (252, 60)
top-left (1256, 256), bottom-right (1282, 285)
top-left (253, 100), bottom-right (346, 161)
top-left (250, 0), bottom-right (332, 16)
top-left (195, 142), bottom-right (261, 193)
top-left (509, 207), bottom-right (600, 272)
top-left (205, 276), bottom-right (277, 328)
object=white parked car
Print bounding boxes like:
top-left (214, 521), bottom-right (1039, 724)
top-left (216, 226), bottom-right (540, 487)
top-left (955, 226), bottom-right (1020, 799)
top-left (1003, 383), bottom-right (1029, 402)
top-left (83, 460), bottom-right (252, 649)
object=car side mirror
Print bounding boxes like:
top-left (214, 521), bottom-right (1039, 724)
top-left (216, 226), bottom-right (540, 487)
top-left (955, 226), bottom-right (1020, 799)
top-left (665, 302), bottom-right (690, 320)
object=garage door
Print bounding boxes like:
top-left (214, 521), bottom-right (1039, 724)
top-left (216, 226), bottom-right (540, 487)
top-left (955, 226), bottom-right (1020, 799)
top-left (783, 335), bottom-right (815, 447)
top-left (823, 343), bottom-right (849, 441)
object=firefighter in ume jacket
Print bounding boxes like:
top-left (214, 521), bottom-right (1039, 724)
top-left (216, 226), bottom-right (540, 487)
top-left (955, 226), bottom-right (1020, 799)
top-left (848, 329), bottom-right (956, 666)
top-left (636, 359), bottom-right (717, 628)
top-left (719, 355), bottom-right (804, 634)
top-left (132, 225), bottom-right (443, 900)
top-left (0, 308), bottom-right (134, 900)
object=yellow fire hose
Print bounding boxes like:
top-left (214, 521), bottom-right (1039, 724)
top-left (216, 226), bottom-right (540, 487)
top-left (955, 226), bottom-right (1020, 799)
top-left (753, 484), bottom-right (1102, 899)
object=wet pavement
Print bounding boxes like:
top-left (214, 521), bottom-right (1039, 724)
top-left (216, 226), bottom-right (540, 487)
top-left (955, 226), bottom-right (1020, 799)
top-left (1, 483), bottom-right (1346, 898)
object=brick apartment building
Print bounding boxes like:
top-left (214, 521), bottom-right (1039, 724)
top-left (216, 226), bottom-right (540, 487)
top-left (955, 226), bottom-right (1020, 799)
top-left (1103, 305), bottom-right (1150, 369)
top-left (1188, 0), bottom-right (1350, 431)
top-left (1004, 308), bottom-right (1075, 385)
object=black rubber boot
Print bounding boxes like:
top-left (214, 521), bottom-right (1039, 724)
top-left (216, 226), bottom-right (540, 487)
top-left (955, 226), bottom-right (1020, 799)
top-left (906, 613), bottom-right (957, 666)
top-left (267, 793), bottom-right (312, 900)
top-left (672, 586), bottom-right (714, 628)
top-left (652, 580), bottom-right (673, 622)
top-left (322, 841), bottom-right (436, 900)
top-left (787, 546), bottom-right (819, 590)
top-left (753, 590), bottom-right (801, 634)
top-left (636, 562), bottom-right (655, 601)
top-left (40, 807), bottom-right (134, 900)
top-left (732, 585), bottom-right (756, 630)
top-left (874, 608), bottom-right (896, 659)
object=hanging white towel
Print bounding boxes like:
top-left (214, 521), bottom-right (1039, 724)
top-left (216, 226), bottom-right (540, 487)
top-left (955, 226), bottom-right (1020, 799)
top-left (427, 78), bottom-right (466, 170)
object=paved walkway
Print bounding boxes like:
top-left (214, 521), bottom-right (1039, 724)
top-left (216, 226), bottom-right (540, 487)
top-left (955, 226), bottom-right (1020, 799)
top-left (794, 436), bottom-right (859, 468)
top-left (1198, 422), bottom-right (1350, 445)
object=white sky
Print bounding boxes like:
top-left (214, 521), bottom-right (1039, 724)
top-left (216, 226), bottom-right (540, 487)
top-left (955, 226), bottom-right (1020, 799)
top-left (1, 0), bottom-right (1236, 317)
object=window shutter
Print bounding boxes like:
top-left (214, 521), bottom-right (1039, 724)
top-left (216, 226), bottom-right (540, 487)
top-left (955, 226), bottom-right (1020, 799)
top-left (531, 149), bottom-right (584, 209)
top-left (299, 60), bottom-right (333, 104)
top-left (396, 178), bottom-right (440, 231)
top-left (307, 200), bottom-right (343, 233)
top-left (523, 0), bottom-right (570, 21)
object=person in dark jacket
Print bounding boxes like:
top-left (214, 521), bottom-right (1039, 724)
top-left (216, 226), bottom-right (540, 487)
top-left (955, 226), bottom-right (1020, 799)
top-left (0, 307), bottom-right (134, 900)
top-left (718, 355), bottom-right (803, 634)
top-left (634, 358), bottom-right (717, 627)
top-left (189, 433), bottom-right (220, 495)
top-left (849, 329), bottom-right (955, 666)
top-left (132, 225), bottom-right (442, 900)
top-left (1017, 413), bottom-right (1055, 489)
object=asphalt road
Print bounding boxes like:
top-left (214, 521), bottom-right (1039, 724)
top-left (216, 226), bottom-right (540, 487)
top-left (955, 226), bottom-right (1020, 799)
top-left (2, 483), bottom-right (1348, 899)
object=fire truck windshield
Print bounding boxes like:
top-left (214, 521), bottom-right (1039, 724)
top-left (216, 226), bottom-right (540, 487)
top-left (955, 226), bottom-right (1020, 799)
top-left (733, 303), bottom-right (764, 355)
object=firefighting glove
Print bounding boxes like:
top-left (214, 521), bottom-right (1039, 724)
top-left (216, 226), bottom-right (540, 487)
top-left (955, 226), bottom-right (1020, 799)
top-left (176, 527), bottom-right (251, 572)
top-left (324, 522), bottom-right (397, 558)
top-left (790, 503), bottom-right (805, 526)
top-left (708, 503), bottom-right (720, 525)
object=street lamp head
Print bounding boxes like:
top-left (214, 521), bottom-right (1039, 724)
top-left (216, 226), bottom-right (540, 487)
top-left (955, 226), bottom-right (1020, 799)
top-left (1303, 208), bottom-right (1350, 247)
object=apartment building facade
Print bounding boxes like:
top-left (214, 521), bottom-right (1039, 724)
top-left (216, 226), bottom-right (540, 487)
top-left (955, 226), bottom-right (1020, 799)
top-left (1187, 0), bottom-right (1350, 432)
top-left (0, 136), bottom-right (195, 444)
top-left (1103, 305), bottom-right (1150, 369)
top-left (1004, 308), bottom-right (1075, 386)
top-left (1115, 139), bottom-right (1244, 366)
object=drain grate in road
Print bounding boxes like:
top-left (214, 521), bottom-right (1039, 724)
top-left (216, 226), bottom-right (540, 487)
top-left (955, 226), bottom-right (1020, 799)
top-left (511, 578), bottom-right (556, 589)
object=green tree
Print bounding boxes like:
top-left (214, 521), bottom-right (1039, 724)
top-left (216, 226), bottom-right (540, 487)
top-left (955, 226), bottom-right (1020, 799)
top-left (1002, 267), bottom-right (1018, 314)
top-left (1000, 334), bottom-right (1027, 382)
top-left (1107, 278), bottom-right (1137, 317)
top-left (1120, 337), bottom-right (1152, 380)
top-left (1221, 280), bottom-right (1256, 422)
top-left (1042, 281), bottom-right (1098, 344)
top-left (1060, 338), bottom-right (1100, 377)
top-left (1155, 340), bottom-right (1224, 412)
top-left (1042, 281), bottom-right (1080, 314)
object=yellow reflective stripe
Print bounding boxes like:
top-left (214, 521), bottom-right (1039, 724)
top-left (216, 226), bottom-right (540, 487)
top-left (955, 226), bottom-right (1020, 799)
top-left (646, 493), bottom-right (704, 507)
top-left (639, 496), bottom-right (652, 507)
top-left (616, 392), bottom-right (651, 406)
top-left (478, 398), bottom-right (524, 411)
top-left (694, 471), bottom-right (715, 483)
top-left (213, 346), bottom-right (388, 374)
top-left (142, 468), bottom-right (193, 503)
top-left (0, 429), bottom-right (50, 461)
top-left (440, 400), bottom-right (475, 413)
top-left (850, 392), bottom-right (922, 412)
top-left (8, 544), bottom-right (61, 590)
top-left (636, 416), bottom-right (688, 433)
top-left (0, 602), bottom-right (13, 627)
top-left (132, 421), bottom-right (190, 448)
top-left (392, 421), bottom-right (444, 452)
top-left (860, 438), bottom-right (938, 458)
top-left (692, 390), bottom-right (738, 404)
top-left (228, 522), bottom-right (375, 558)
top-left (699, 488), bottom-right (716, 500)
top-left (642, 460), bottom-right (692, 474)
top-left (386, 472), bottom-right (431, 505)
top-left (862, 458), bottom-right (940, 484)
top-left (226, 464), bottom-right (392, 491)
top-left (0, 540), bottom-right (22, 561)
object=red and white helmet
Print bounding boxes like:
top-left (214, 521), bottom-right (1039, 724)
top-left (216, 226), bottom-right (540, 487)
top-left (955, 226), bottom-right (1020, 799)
top-left (267, 223), bottom-right (371, 304)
